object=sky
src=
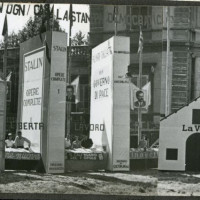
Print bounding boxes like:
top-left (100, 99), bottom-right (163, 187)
top-left (0, 3), bottom-right (90, 43)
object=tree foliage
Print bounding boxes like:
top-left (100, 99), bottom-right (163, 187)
top-left (71, 31), bottom-right (89, 46)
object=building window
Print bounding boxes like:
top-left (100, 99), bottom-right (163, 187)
top-left (192, 109), bottom-right (200, 124)
top-left (166, 148), bottom-right (178, 160)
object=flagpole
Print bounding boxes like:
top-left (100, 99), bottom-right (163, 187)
top-left (67, 4), bottom-right (72, 84)
top-left (3, 36), bottom-right (7, 81)
top-left (114, 5), bottom-right (118, 36)
top-left (138, 25), bottom-right (143, 146)
top-left (66, 4), bottom-right (73, 137)
top-left (165, 6), bottom-right (170, 116)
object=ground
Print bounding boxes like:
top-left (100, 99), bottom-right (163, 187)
top-left (0, 169), bottom-right (200, 196)
top-left (158, 171), bottom-right (200, 196)
top-left (0, 170), bottom-right (157, 195)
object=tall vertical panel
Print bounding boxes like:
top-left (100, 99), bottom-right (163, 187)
top-left (90, 36), bottom-right (130, 171)
top-left (0, 82), bottom-right (6, 171)
top-left (113, 37), bottom-right (130, 171)
top-left (90, 37), bottom-right (114, 170)
top-left (22, 48), bottom-right (45, 153)
top-left (47, 32), bottom-right (67, 173)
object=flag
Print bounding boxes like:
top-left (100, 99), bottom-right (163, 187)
top-left (2, 14), bottom-right (8, 36)
top-left (130, 81), bottom-right (151, 110)
top-left (0, 3), bottom-right (3, 13)
top-left (69, 4), bottom-right (73, 29)
top-left (39, 17), bottom-right (47, 35)
top-left (44, 3), bottom-right (51, 31)
top-left (113, 5), bottom-right (118, 22)
top-left (43, 34), bottom-right (51, 63)
top-left (142, 81), bottom-right (151, 107)
top-left (137, 26), bottom-right (143, 54)
top-left (71, 76), bottom-right (80, 104)
top-left (50, 4), bottom-right (54, 18)
top-left (51, 4), bottom-right (54, 31)
top-left (6, 71), bottom-right (12, 82)
top-left (130, 82), bottom-right (139, 110)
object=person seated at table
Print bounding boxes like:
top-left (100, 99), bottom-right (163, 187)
top-left (5, 133), bottom-right (14, 148)
top-left (81, 135), bottom-right (93, 149)
top-left (71, 135), bottom-right (81, 149)
top-left (65, 134), bottom-right (71, 149)
top-left (14, 131), bottom-right (31, 149)
top-left (138, 135), bottom-right (148, 151)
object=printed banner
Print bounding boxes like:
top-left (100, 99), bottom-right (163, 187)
top-left (0, 3), bottom-right (89, 23)
top-left (130, 150), bottom-right (158, 159)
top-left (65, 153), bottom-right (104, 160)
top-left (90, 37), bottom-right (113, 170)
top-left (5, 152), bottom-right (41, 160)
top-left (22, 48), bottom-right (45, 153)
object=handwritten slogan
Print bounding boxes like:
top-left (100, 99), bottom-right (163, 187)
top-left (92, 44), bottom-right (113, 101)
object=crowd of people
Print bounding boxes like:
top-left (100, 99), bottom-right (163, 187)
top-left (4, 85), bottom-right (92, 151)
top-left (5, 131), bottom-right (93, 150)
top-left (65, 134), bottom-right (93, 149)
top-left (5, 131), bottom-right (31, 150)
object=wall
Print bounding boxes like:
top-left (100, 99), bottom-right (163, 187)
top-left (158, 98), bottom-right (200, 171)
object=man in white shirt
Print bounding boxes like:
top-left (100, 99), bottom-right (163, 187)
top-left (14, 131), bottom-right (31, 149)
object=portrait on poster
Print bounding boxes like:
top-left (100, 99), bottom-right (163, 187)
top-left (133, 89), bottom-right (147, 109)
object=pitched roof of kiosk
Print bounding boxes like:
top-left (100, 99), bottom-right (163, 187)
top-left (160, 95), bottom-right (200, 121)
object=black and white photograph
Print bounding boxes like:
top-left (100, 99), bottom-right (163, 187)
top-left (0, 1), bottom-right (200, 198)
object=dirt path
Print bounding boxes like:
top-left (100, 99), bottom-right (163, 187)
top-left (0, 170), bottom-right (157, 195)
top-left (1, 170), bottom-right (200, 196)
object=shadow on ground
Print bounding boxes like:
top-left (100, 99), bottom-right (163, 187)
top-left (158, 171), bottom-right (200, 184)
top-left (0, 171), bottom-right (43, 184)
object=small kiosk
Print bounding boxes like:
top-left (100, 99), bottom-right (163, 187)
top-left (158, 97), bottom-right (200, 171)
top-left (6, 31), bottom-right (67, 173)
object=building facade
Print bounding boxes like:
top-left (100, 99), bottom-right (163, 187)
top-left (89, 5), bottom-right (200, 147)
